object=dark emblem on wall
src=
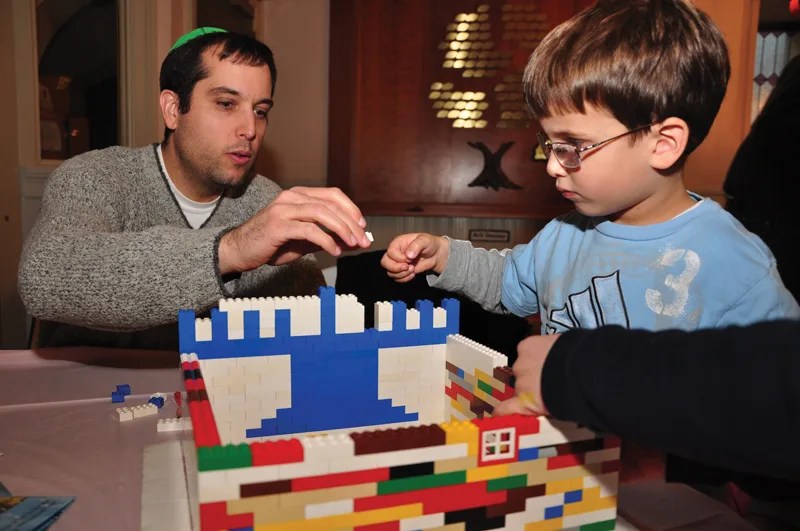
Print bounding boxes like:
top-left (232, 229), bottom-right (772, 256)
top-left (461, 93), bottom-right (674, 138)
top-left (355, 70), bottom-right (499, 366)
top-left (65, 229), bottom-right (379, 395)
top-left (467, 141), bottom-right (521, 190)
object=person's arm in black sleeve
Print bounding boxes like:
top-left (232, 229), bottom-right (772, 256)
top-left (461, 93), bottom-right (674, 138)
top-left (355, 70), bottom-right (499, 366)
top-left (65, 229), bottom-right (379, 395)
top-left (537, 321), bottom-right (800, 482)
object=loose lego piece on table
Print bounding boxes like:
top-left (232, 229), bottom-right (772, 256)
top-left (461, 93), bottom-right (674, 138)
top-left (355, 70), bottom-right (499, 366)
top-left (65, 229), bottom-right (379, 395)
top-left (116, 403), bottom-right (158, 422)
top-left (148, 393), bottom-right (167, 409)
top-left (157, 417), bottom-right (193, 433)
top-left (111, 383), bottom-right (132, 403)
top-left (173, 391), bottom-right (183, 406)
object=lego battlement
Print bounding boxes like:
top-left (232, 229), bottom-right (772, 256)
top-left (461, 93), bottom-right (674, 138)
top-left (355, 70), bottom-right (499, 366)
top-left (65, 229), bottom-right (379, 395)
top-left (178, 286), bottom-right (459, 359)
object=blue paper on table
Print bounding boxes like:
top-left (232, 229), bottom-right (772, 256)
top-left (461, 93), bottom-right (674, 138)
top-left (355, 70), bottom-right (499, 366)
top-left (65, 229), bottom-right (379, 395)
top-left (0, 496), bottom-right (75, 530)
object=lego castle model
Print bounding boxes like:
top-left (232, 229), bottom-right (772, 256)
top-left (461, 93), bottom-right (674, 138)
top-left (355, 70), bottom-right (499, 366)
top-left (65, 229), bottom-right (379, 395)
top-left (178, 287), bottom-right (619, 530)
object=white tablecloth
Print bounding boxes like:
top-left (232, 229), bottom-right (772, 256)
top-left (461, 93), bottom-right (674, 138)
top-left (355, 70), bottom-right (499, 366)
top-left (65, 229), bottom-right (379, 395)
top-left (0, 348), bottom-right (757, 530)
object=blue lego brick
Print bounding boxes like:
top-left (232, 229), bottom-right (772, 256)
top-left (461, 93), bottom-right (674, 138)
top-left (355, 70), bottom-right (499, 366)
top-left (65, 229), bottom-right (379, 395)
top-left (116, 384), bottom-right (131, 395)
top-left (518, 447), bottom-right (540, 461)
top-left (111, 392), bottom-right (125, 403)
top-left (564, 489), bottom-right (583, 503)
top-left (544, 505), bottom-right (563, 519)
top-left (148, 396), bottom-right (165, 408)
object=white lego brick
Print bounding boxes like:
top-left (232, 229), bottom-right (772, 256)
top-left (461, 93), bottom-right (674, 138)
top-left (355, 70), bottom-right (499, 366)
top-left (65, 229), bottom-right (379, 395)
top-left (294, 296), bottom-right (322, 336)
top-left (336, 294), bottom-right (365, 334)
top-left (116, 407), bottom-right (134, 422)
top-left (405, 308), bottom-right (420, 330)
top-left (400, 512), bottom-right (445, 531)
top-left (305, 499), bottom-right (354, 519)
top-left (301, 434), bottom-right (356, 463)
top-left (375, 301), bottom-right (393, 331)
top-left (446, 335), bottom-right (508, 376)
top-left (518, 426), bottom-right (598, 449)
top-left (562, 507), bottom-right (618, 527)
top-left (129, 403), bottom-right (158, 419)
top-left (157, 417), bottom-right (193, 432)
top-left (219, 297), bottom-right (249, 339)
top-left (197, 471), bottom-right (240, 504)
top-left (195, 318), bottom-right (212, 342)
top-left (433, 307), bottom-right (447, 328)
top-left (251, 297), bottom-right (276, 337)
top-left (365, 231), bottom-right (374, 242)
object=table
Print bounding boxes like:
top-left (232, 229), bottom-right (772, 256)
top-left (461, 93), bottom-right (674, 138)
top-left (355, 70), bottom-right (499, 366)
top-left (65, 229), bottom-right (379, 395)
top-left (0, 348), bottom-right (758, 530)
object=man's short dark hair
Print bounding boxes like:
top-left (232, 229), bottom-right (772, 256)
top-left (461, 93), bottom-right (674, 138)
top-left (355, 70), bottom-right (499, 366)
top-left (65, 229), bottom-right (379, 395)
top-left (159, 31), bottom-right (277, 142)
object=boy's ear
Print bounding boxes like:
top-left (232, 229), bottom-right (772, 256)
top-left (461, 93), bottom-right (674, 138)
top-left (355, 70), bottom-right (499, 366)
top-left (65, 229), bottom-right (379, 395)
top-left (159, 90), bottom-right (181, 130)
top-left (650, 117), bottom-right (689, 170)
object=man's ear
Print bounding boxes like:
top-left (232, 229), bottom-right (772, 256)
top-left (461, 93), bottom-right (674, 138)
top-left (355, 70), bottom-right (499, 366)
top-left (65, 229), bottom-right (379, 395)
top-left (159, 90), bottom-right (180, 130)
top-left (650, 117), bottom-right (689, 171)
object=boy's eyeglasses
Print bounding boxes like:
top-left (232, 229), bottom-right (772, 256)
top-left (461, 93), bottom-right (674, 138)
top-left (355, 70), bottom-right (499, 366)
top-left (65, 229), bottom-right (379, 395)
top-left (535, 122), bottom-right (659, 169)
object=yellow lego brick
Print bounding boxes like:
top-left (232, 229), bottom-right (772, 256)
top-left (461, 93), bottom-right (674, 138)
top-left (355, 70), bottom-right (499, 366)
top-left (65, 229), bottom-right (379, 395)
top-left (439, 419), bottom-right (479, 457)
top-left (450, 396), bottom-right (471, 417)
top-left (525, 517), bottom-right (564, 530)
top-left (466, 463), bottom-right (509, 483)
top-left (255, 503), bottom-right (423, 531)
top-left (545, 476), bottom-right (585, 495)
top-left (563, 492), bottom-right (617, 516)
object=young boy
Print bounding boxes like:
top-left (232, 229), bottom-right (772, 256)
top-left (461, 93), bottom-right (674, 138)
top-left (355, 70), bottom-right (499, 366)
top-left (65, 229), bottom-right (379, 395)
top-left (383, 0), bottom-right (800, 517)
top-left (383, 0), bottom-right (800, 334)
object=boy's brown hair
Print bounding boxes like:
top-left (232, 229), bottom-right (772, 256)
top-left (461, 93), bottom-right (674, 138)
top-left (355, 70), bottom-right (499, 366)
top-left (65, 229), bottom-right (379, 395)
top-left (523, 0), bottom-right (730, 161)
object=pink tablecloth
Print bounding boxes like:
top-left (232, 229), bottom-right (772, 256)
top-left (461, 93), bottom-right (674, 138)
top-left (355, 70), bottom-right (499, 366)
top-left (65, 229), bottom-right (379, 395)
top-left (0, 348), bottom-right (758, 531)
top-left (0, 348), bottom-right (184, 530)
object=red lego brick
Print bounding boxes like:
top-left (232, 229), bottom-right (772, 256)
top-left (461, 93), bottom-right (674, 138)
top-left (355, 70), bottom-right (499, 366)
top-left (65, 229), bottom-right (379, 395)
top-left (354, 480), bottom-right (507, 514)
top-left (547, 453), bottom-right (583, 470)
top-left (292, 467), bottom-right (390, 492)
top-left (251, 438), bottom-right (304, 466)
top-left (199, 501), bottom-right (253, 531)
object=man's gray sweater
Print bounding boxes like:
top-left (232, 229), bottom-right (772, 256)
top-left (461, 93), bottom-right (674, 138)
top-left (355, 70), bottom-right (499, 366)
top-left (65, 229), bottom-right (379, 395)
top-left (18, 144), bottom-right (321, 350)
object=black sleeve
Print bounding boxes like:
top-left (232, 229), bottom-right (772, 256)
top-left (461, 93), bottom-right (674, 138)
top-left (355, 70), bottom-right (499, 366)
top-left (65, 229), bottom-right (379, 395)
top-left (541, 321), bottom-right (800, 482)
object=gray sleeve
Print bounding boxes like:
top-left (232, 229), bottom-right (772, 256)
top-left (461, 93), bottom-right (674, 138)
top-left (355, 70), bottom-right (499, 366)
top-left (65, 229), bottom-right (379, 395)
top-left (427, 237), bottom-right (510, 314)
top-left (18, 161), bottom-right (230, 331)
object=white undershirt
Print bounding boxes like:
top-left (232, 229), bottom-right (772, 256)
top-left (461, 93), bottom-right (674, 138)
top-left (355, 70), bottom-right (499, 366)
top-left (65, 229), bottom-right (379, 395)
top-left (157, 145), bottom-right (219, 229)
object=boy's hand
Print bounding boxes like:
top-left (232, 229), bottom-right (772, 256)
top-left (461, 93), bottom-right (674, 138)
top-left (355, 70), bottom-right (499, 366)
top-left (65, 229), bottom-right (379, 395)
top-left (381, 233), bottom-right (449, 283)
top-left (493, 334), bottom-right (560, 417)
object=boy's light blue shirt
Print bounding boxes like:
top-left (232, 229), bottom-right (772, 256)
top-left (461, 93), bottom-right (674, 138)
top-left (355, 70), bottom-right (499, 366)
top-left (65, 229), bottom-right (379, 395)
top-left (431, 195), bottom-right (800, 333)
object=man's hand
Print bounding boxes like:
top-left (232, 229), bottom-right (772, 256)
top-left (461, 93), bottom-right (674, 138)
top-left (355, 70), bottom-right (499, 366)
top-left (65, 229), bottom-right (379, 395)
top-left (494, 333), bottom-right (561, 416)
top-left (381, 233), bottom-right (449, 283)
top-left (218, 187), bottom-right (370, 274)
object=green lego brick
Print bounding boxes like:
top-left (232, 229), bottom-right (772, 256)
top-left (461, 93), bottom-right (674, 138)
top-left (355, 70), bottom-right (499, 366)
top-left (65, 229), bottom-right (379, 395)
top-left (477, 379), bottom-right (495, 395)
top-left (486, 474), bottom-right (528, 492)
top-left (377, 470), bottom-right (467, 495)
top-left (198, 443), bottom-right (253, 471)
top-left (580, 519), bottom-right (616, 531)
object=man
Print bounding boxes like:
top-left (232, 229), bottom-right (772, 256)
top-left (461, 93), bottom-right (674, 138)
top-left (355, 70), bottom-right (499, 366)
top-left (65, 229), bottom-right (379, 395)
top-left (18, 28), bottom-right (370, 349)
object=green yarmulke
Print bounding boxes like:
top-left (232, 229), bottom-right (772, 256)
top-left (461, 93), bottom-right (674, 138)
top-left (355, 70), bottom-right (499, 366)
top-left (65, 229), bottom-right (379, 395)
top-left (170, 27), bottom-right (228, 51)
